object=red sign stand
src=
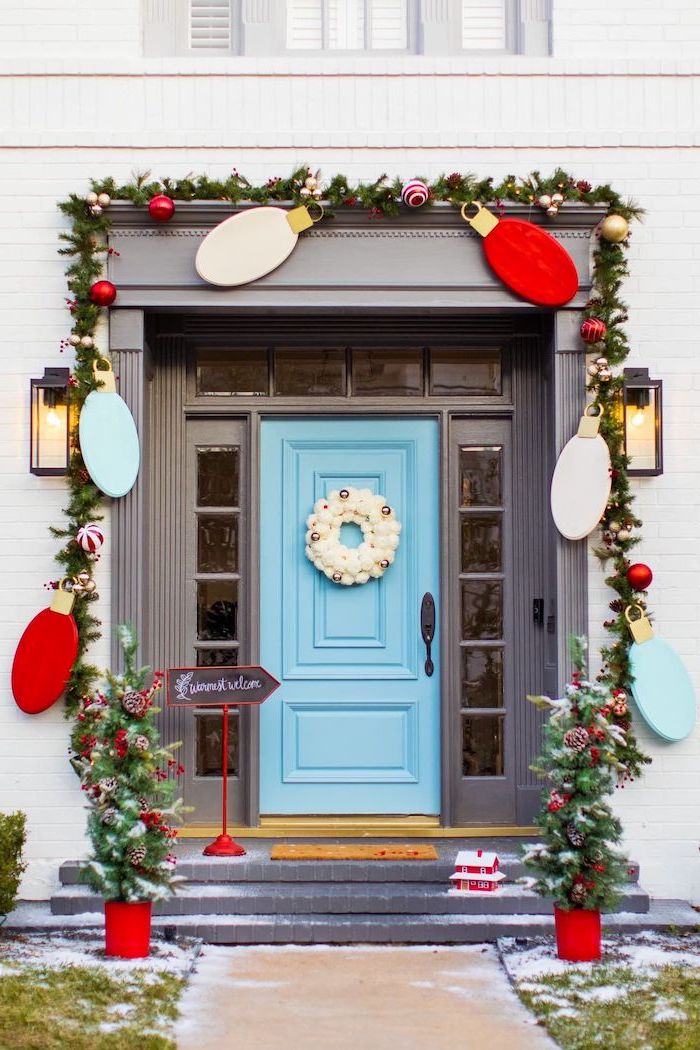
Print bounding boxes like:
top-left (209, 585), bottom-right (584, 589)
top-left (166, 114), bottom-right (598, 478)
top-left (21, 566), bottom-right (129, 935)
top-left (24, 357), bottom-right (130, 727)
top-left (203, 704), bottom-right (246, 857)
top-left (165, 664), bottom-right (280, 859)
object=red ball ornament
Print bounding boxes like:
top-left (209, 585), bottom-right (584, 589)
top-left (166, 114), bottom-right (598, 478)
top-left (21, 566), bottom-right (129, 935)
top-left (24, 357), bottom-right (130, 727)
top-left (580, 317), bottom-right (607, 344)
top-left (148, 194), bottom-right (176, 222)
top-left (89, 280), bottom-right (117, 306)
top-left (626, 562), bottom-right (653, 590)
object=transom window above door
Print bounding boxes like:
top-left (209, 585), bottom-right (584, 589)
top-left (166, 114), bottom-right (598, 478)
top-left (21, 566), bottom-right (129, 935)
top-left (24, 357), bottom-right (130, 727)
top-left (144, 2), bottom-right (550, 56)
top-left (193, 346), bottom-right (505, 399)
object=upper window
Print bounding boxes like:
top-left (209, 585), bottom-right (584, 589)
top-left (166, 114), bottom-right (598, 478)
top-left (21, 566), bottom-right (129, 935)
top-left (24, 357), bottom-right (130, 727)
top-left (144, 0), bottom-right (550, 57)
top-left (287, 0), bottom-right (409, 52)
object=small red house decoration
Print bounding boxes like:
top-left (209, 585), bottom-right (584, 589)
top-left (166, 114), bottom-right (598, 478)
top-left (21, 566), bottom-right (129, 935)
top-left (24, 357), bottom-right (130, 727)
top-left (448, 849), bottom-right (506, 894)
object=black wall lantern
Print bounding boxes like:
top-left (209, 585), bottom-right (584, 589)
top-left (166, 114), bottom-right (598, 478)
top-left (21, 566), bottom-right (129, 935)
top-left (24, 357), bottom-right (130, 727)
top-left (30, 367), bottom-right (71, 476)
top-left (623, 367), bottom-right (663, 477)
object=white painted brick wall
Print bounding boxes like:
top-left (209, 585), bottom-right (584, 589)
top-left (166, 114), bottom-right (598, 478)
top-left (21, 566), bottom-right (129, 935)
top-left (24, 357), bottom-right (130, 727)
top-left (0, 1), bottom-right (699, 903)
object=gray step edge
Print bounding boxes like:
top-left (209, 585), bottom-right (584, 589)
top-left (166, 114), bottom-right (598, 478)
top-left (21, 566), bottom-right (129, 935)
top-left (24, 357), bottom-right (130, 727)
top-left (57, 858), bottom-right (641, 886)
top-left (49, 883), bottom-right (651, 917)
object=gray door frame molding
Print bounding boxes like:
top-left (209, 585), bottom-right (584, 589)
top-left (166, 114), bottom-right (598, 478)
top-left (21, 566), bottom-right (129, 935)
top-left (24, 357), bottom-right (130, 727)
top-left (108, 203), bottom-right (601, 826)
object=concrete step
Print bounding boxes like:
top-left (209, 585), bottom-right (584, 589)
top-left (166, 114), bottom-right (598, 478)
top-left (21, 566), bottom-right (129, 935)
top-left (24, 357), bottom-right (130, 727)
top-left (57, 855), bottom-right (641, 887)
top-left (9, 899), bottom-right (696, 944)
top-left (50, 881), bottom-right (650, 918)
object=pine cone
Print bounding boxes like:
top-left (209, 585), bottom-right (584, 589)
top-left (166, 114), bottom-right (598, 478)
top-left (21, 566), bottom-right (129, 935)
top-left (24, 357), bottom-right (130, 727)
top-left (570, 882), bottom-right (587, 905)
top-left (564, 726), bottom-right (589, 752)
top-left (127, 844), bottom-right (147, 866)
top-left (133, 734), bottom-right (150, 751)
top-left (121, 690), bottom-right (149, 718)
top-left (98, 777), bottom-right (118, 796)
top-left (566, 823), bottom-right (585, 848)
top-left (101, 807), bottom-right (118, 826)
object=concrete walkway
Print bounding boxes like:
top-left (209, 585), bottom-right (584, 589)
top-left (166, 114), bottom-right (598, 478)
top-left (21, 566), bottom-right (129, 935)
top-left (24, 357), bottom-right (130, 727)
top-left (175, 944), bottom-right (556, 1050)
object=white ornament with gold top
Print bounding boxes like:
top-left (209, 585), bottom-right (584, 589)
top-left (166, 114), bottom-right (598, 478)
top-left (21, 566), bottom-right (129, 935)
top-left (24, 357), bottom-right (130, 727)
top-left (305, 487), bottom-right (401, 586)
top-left (195, 203), bottom-right (323, 287)
top-left (550, 404), bottom-right (611, 540)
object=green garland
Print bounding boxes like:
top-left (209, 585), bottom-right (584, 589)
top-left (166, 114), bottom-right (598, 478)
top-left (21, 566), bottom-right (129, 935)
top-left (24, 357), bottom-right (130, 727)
top-left (56, 165), bottom-right (650, 779)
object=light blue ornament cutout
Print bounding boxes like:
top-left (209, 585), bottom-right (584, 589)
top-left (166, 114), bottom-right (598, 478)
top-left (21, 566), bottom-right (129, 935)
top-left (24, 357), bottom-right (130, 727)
top-left (78, 360), bottom-right (140, 498)
top-left (626, 605), bottom-right (696, 742)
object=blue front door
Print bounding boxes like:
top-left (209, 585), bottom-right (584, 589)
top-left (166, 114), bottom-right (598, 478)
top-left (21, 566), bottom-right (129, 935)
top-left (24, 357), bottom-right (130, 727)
top-left (260, 418), bottom-right (440, 814)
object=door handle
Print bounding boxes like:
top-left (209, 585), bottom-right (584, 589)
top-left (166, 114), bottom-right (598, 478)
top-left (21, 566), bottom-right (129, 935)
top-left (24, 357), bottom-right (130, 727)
top-left (420, 592), bottom-right (436, 678)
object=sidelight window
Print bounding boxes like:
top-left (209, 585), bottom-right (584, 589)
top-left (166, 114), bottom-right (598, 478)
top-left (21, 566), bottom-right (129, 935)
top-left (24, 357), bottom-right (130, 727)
top-left (459, 445), bottom-right (505, 777)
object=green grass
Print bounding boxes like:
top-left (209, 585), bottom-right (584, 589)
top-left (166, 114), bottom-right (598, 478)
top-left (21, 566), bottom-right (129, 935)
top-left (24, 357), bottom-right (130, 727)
top-left (516, 962), bottom-right (700, 1050)
top-left (0, 963), bottom-right (184, 1050)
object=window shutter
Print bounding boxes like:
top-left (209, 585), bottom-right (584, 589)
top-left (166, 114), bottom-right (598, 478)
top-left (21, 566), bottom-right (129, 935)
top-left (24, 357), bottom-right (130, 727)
top-left (190, 0), bottom-right (232, 49)
top-left (287, 0), bottom-right (323, 48)
top-left (461, 0), bottom-right (506, 50)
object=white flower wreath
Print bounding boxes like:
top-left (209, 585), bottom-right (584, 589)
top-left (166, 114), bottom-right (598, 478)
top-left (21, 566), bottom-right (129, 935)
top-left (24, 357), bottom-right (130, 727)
top-left (305, 487), bottom-right (402, 586)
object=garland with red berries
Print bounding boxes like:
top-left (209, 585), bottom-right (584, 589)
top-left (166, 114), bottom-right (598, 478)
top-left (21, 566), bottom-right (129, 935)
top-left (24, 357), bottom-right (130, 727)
top-left (56, 166), bottom-right (650, 779)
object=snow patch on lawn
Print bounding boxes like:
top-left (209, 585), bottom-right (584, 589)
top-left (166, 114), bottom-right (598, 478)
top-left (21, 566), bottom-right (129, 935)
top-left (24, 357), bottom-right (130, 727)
top-left (500, 931), bottom-right (700, 983)
top-left (585, 984), bottom-right (627, 1002)
top-left (653, 1006), bottom-right (687, 1023)
top-left (0, 931), bottom-right (198, 978)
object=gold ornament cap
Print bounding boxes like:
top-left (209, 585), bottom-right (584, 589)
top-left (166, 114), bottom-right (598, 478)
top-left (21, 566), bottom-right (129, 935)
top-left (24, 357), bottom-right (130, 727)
top-left (286, 203), bottom-right (323, 235)
top-left (625, 603), bottom-right (654, 644)
top-left (93, 358), bottom-right (117, 394)
top-left (50, 579), bottom-right (76, 616)
top-left (577, 403), bottom-right (603, 438)
top-left (461, 202), bottom-right (499, 238)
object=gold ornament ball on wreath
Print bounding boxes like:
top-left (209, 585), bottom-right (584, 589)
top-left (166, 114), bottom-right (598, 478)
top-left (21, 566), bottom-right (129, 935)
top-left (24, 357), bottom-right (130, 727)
top-left (600, 214), bottom-right (629, 242)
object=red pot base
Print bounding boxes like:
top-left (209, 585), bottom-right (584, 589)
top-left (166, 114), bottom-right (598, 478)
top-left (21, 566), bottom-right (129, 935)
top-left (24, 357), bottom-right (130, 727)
top-left (104, 900), bottom-right (152, 958)
top-left (554, 906), bottom-right (601, 962)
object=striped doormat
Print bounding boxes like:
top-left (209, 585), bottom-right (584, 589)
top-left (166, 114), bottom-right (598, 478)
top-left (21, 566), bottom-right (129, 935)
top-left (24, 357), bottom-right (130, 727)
top-left (271, 844), bottom-right (438, 861)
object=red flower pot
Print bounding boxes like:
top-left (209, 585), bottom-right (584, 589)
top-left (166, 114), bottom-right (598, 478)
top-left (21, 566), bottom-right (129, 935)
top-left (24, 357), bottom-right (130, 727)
top-left (104, 900), bottom-right (152, 958)
top-left (554, 906), bottom-right (601, 962)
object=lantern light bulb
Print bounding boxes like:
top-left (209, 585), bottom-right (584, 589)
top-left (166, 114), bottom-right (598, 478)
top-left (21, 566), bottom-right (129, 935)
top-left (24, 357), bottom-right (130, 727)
top-left (46, 408), bottom-right (61, 428)
top-left (631, 407), bottom-right (646, 428)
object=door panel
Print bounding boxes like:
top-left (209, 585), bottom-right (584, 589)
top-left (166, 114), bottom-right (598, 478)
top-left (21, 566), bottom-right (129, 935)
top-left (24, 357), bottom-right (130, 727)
top-left (260, 418), bottom-right (440, 815)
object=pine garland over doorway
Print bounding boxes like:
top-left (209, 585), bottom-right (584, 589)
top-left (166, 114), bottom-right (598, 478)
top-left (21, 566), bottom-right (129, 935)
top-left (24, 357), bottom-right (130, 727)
top-left (55, 166), bottom-right (650, 779)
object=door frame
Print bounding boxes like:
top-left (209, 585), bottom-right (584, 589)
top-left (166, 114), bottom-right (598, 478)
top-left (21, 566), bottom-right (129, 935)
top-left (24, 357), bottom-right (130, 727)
top-left (113, 312), bottom-right (590, 831)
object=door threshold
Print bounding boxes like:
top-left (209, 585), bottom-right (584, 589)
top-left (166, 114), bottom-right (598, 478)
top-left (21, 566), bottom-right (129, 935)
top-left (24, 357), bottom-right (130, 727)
top-left (179, 817), bottom-right (535, 839)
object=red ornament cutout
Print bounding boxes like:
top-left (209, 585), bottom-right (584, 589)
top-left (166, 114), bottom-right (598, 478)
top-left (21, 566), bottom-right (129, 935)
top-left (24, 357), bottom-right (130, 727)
top-left (462, 203), bottom-right (579, 307)
top-left (11, 584), bottom-right (78, 714)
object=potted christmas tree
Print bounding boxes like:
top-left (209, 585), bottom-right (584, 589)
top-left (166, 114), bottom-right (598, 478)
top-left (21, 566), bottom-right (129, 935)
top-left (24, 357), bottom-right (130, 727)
top-left (73, 625), bottom-right (185, 958)
top-left (523, 637), bottom-right (628, 962)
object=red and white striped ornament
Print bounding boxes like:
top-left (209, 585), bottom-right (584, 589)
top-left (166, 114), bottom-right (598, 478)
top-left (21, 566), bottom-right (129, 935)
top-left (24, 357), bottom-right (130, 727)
top-left (76, 523), bottom-right (105, 554)
top-left (401, 179), bottom-right (430, 208)
top-left (580, 317), bottom-right (607, 344)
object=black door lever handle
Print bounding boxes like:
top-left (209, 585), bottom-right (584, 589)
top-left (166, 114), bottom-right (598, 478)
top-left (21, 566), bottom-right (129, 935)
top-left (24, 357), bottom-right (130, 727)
top-left (421, 592), bottom-right (436, 677)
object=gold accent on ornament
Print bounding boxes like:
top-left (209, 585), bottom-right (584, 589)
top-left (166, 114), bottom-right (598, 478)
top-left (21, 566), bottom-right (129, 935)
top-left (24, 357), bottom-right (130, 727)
top-left (461, 202), bottom-right (499, 238)
top-left (625, 604), bottom-right (654, 644)
top-left (600, 214), bottom-right (629, 242)
top-left (286, 203), bottom-right (323, 234)
top-left (577, 403), bottom-right (603, 438)
top-left (92, 358), bottom-right (117, 394)
top-left (50, 578), bottom-right (75, 615)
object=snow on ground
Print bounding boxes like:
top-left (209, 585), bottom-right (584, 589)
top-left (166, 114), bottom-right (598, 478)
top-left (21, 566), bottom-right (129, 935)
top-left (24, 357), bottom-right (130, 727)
top-left (500, 931), bottom-right (700, 983)
top-left (0, 929), bottom-right (200, 977)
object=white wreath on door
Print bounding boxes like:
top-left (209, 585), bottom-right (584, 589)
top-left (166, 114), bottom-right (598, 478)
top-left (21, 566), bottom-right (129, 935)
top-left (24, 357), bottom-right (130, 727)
top-left (305, 487), bottom-right (401, 586)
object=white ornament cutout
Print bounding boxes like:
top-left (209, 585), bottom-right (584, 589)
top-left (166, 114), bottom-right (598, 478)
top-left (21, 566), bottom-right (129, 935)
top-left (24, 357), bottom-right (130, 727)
top-left (305, 487), bottom-right (402, 586)
top-left (550, 405), bottom-right (611, 541)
